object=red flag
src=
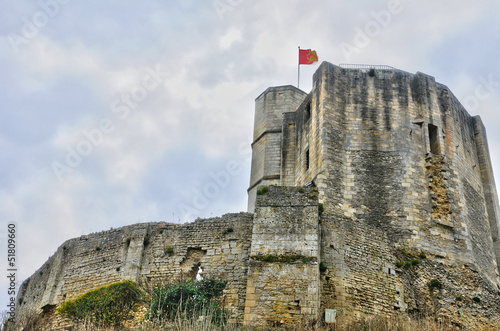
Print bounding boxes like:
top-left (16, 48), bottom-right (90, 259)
top-left (299, 49), bottom-right (318, 65)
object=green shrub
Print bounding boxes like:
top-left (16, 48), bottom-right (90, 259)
top-left (411, 259), bottom-right (420, 265)
top-left (472, 296), bottom-right (481, 303)
top-left (125, 237), bottom-right (131, 246)
top-left (224, 227), bottom-right (234, 234)
top-left (404, 261), bottom-right (412, 269)
top-left (297, 187), bottom-right (305, 193)
top-left (301, 257), bottom-right (310, 263)
top-left (148, 278), bottom-right (227, 325)
top-left (257, 186), bottom-right (270, 195)
top-left (262, 254), bottom-right (275, 262)
top-left (419, 251), bottom-right (426, 259)
top-left (428, 278), bottom-right (442, 291)
top-left (95, 246), bottom-right (101, 251)
top-left (395, 261), bottom-right (404, 268)
top-left (116, 267), bottom-right (120, 272)
top-left (319, 262), bottom-right (327, 273)
top-left (318, 203), bottom-right (324, 216)
top-left (143, 235), bottom-right (150, 246)
top-left (57, 280), bottom-right (143, 327)
top-left (165, 246), bottom-right (174, 256)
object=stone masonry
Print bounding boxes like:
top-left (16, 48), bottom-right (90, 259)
top-left (16, 61), bottom-right (500, 329)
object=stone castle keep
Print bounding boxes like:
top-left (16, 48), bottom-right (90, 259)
top-left (17, 62), bottom-right (500, 328)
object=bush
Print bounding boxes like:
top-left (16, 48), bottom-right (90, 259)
top-left (224, 227), bottom-right (234, 234)
top-left (428, 278), bottom-right (442, 291)
top-left (404, 261), bottom-right (412, 269)
top-left (319, 262), bottom-right (327, 272)
top-left (95, 246), bottom-right (101, 251)
top-left (411, 259), bottom-right (420, 265)
top-left (57, 280), bottom-right (143, 327)
top-left (256, 186), bottom-right (270, 195)
top-left (472, 296), bottom-right (481, 303)
top-left (143, 235), bottom-right (150, 246)
top-left (148, 278), bottom-right (227, 325)
top-left (165, 246), bottom-right (174, 256)
top-left (297, 187), bottom-right (305, 193)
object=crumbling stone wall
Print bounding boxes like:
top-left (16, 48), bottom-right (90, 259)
top-left (17, 213), bottom-right (254, 325)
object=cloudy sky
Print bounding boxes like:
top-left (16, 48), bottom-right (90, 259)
top-left (1, 0), bottom-right (500, 311)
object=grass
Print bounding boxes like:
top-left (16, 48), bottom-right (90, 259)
top-left (5, 303), bottom-right (472, 331)
top-left (123, 314), bottom-right (461, 331)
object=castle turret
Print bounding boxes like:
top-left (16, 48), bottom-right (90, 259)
top-left (247, 86), bottom-right (307, 212)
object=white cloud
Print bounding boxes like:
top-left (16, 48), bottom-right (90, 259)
top-left (219, 27), bottom-right (242, 49)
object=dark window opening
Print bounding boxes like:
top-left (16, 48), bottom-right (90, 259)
top-left (428, 124), bottom-right (440, 154)
top-left (294, 300), bottom-right (301, 310)
top-left (305, 149), bottom-right (310, 170)
top-left (305, 102), bottom-right (311, 121)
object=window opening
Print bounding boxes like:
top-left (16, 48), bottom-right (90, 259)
top-left (305, 149), bottom-right (310, 170)
top-left (428, 124), bottom-right (440, 154)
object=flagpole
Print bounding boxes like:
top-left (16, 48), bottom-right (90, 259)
top-left (298, 46), bottom-right (300, 89)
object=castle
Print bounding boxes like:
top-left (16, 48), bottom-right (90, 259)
top-left (16, 62), bottom-right (500, 328)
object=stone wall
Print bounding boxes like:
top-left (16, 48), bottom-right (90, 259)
top-left (244, 186), bottom-right (320, 326)
top-left (309, 62), bottom-right (500, 319)
top-left (17, 213), bottom-right (254, 324)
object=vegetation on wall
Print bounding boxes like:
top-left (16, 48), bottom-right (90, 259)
top-left (148, 278), bottom-right (227, 325)
top-left (253, 253), bottom-right (316, 263)
top-left (256, 186), bottom-right (270, 195)
top-left (57, 280), bottom-right (143, 327)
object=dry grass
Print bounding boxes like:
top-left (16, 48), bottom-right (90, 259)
top-left (125, 314), bottom-right (461, 331)
top-left (0, 308), bottom-right (46, 331)
top-left (1, 313), bottom-right (466, 331)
